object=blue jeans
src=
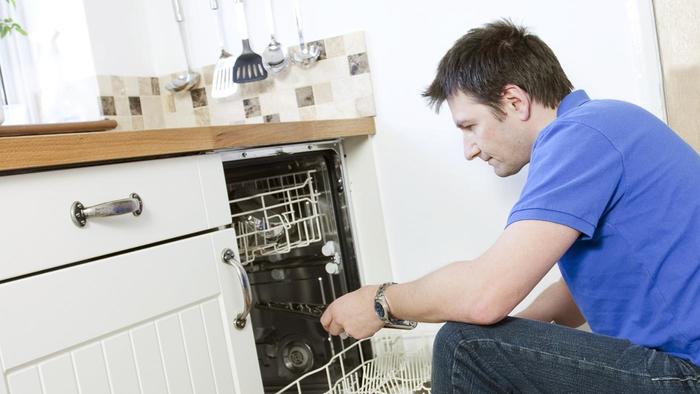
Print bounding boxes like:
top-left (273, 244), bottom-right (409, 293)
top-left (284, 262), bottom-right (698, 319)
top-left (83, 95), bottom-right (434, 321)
top-left (432, 317), bottom-right (700, 393)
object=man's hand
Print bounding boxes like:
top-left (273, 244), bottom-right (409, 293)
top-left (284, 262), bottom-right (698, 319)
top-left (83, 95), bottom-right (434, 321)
top-left (320, 285), bottom-right (385, 339)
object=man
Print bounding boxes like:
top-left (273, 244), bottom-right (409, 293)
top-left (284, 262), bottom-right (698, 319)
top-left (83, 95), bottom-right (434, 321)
top-left (320, 20), bottom-right (700, 392)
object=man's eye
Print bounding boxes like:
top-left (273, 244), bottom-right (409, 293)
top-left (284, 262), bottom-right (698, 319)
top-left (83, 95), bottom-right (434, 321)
top-left (461, 125), bottom-right (474, 131)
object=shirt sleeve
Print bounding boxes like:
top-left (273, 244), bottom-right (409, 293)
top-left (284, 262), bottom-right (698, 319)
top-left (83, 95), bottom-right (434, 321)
top-left (507, 121), bottom-right (624, 239)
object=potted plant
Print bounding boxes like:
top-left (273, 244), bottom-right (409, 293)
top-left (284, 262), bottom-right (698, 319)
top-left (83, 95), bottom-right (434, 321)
top-left (1, 0), bottom-right (25, 37)
top-left (0, 0), bottom-right (26, 125)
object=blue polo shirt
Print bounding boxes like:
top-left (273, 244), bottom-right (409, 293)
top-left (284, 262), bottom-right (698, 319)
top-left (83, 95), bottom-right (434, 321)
top-left (508, 90), bottom-right (700, 365)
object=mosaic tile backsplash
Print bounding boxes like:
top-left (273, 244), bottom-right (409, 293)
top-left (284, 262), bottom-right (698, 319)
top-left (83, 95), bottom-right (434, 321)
top-left (97, 31), bottom-right (375, 130)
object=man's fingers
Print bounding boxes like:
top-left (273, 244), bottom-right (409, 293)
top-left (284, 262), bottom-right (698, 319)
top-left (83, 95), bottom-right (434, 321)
top-left (320, 310), bottom-right (349, 338)
top-left (328, 320), bottom-right (345, 336)
top-left (320, 307), bottom-right (344, 335)
top-left (320, 309), bottom-right (331, 330)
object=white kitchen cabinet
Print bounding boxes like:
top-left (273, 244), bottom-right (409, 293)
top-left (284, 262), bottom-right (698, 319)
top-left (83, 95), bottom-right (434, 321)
top-left (0, 155), bottom-right (263, 394)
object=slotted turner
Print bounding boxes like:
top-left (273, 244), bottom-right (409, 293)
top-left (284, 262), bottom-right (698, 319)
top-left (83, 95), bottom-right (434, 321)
top-left (232, 0), bottom-right (268, 83)
top-left (210, 0), bottom-right (237, 98)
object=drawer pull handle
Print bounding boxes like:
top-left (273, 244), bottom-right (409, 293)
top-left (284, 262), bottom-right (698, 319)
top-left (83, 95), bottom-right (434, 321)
top-left (222, 248), bottom-right (252, 329)
top-left (70, 193), bottom-right (143, 227)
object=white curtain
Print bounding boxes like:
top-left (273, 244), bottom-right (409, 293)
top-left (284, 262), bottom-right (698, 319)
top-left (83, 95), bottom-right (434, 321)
top-left (0, 0), bottom-right (39, 123)
top-left (0, 0), bottom-right (101, 124)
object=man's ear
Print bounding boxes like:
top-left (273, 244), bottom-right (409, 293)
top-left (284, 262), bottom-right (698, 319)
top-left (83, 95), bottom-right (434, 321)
top-left (501, 84), bottom-right (531, 121)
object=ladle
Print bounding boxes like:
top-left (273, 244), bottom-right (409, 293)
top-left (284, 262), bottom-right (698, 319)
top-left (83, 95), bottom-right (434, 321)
top-left (290, 0), bottom-right (320, 68)
top-left (166, 0), bottom-right (201, 93)
top-left (262, 0), bottom-right (289, 74)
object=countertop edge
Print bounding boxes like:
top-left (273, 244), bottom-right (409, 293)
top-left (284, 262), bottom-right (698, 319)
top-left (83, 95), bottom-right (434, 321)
top-left (0, 117), bottom-right (376, 172)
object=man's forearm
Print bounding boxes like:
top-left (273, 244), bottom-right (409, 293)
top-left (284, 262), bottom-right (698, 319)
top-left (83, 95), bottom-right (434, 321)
top-left (384, 260), bottom-right (533, 325)
top-left (379, 221), bottom-right (580, 326)
top-left (384, 261), bottom-right (492, 324)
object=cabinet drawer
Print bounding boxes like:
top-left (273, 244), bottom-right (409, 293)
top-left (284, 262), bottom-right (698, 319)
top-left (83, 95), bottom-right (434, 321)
top-left (0, 154), bottom-right (230, 281)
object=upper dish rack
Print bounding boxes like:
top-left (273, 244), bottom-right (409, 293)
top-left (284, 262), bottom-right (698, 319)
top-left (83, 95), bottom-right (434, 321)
top-left (275, 331), bottom-right (433, 394)
top-left (230, 170), bottom-right (323, 264)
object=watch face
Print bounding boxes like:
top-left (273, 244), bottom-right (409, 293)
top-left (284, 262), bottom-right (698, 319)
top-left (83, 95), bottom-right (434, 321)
top-left (374, 302), bottom-right (385, 319)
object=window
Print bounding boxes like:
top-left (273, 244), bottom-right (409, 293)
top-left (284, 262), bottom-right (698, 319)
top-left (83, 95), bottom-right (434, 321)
top-left (1, 1), bottom-right (104, 124)
top-left (0, 22), bottom-right (39, 123)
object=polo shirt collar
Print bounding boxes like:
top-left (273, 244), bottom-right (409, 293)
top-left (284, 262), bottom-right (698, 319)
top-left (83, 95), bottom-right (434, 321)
top-left (557, 90), bottom-right (590, 117)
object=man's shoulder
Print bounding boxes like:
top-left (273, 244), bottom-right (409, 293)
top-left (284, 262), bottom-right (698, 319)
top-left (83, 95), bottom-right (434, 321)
top-left (559, 98), bottom-right (639, 123)
top-left (534, 114), bottom-right (617, 154)
top-left (539, 98), bottom-right (669, 153)
top-left (562, 98), bottom-right (658, 130)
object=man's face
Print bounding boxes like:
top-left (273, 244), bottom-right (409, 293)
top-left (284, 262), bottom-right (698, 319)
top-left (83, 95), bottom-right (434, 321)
top-left (446, 91), bottom-right (532, 177)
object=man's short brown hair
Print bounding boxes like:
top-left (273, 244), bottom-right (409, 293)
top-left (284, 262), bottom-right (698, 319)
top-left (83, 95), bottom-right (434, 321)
top-left (423, 19), bottom-right (573, 117)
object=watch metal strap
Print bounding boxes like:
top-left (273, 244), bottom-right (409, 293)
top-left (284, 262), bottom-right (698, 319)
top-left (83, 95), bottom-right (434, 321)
top-left (376, 282), bottom-right (417, 330)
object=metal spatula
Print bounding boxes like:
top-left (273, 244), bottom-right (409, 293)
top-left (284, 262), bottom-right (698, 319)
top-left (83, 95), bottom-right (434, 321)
top-left (210, 0), bottom-right (237, 97)
top-left (232, 0), bottom-right (268, 83)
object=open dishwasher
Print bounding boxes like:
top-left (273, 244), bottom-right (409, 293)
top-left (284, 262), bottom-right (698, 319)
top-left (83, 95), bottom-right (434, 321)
top-left (221, 141), bottom-right (433, 393)
top-left (222, 141), bottom-right (365, 393)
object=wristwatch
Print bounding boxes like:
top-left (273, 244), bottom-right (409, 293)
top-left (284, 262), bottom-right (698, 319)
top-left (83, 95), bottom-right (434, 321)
top-left (374, 282), bottom-right (418, 330)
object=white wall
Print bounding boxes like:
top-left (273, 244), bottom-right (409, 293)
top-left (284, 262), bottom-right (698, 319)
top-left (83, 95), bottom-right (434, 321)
top-left (83, 0), bottom-right (156, 76)
top-left (81, 0), bottom-right (664, 312)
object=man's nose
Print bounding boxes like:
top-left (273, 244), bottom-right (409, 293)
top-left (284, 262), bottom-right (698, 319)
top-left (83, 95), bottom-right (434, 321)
top-left (464, 140), bottom-right (481, 161)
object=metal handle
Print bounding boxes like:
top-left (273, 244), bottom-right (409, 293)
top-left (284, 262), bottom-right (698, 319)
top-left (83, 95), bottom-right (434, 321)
top-left (234, 0), bottom-right (249, 41)
top-left (211, 0), bottom-right (227, 52)
top-left (292, 0), bottom-right (307, 48)
top-left (71, 193), bottom-right (143, 227)
top-left (170, 0), bottom-right (196, 73)
top-left (171, 0), bottom-right (184, 22)
top-left (264, 0), bottom-right (276, 37)
top-left (222, 248), bottom-right (252, 329)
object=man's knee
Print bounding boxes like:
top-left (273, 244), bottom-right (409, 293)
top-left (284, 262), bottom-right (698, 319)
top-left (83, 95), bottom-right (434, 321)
top-left (433, 318), bottom-right (527, 361)
top-left (432, 322), bottom-right (500, 392)
top-left (437, 321), bottom-right (491, 343)
top-left (433, 322), bottom-right (493, 363)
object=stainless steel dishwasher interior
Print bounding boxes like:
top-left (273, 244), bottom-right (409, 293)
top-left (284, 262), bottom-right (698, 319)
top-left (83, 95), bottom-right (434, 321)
top-left (221, 142), bottom-right (369, 393)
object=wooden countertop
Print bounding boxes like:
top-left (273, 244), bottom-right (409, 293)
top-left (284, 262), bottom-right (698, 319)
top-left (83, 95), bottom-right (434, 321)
top-left (0, 117), bottom-right (375, 172)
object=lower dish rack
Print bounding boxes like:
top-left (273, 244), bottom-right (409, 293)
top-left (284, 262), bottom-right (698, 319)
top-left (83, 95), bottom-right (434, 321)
top-left (275, 331), bottom-right (434, 394)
